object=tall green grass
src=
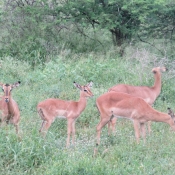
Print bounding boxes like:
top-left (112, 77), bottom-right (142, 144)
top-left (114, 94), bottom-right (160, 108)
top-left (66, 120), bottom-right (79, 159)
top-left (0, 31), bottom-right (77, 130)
top-left (0, 50), bottom-right (175, 175)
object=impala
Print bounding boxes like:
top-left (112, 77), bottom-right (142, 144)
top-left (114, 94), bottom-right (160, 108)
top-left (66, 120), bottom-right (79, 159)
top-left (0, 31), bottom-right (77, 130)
top-left (37, 81), bottom-right (93, 147)
top-left (0, 81), bottom-right (21, 134)
top-left (96, 92), bottom-right (175, 145)
top-left (108, 67), bottom-right (167, 134)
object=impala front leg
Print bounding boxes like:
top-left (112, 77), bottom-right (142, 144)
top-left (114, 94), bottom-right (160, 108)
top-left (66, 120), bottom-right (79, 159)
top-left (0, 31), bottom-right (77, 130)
top-left (0, 119), bottom-right (5, 127)
top-left (67, 119), bottom-right (73, 148)
top-left (71, 120), bottom-right (76, 146)
top-left (94, 117), bottom-right (110, 157)
top-left (111, 118), bottom-right (117, 135)
top-left (11, 115), bottom-right (20, 134)
top-left (133, 120), bottom-right (140, 144)
top-left (96, 117), bottom-right (111, 145)
top-left (107, 122), bottom-right (111, 135)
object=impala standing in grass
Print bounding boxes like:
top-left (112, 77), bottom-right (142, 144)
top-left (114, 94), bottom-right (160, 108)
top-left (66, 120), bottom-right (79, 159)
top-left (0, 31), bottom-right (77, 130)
top-left (96, 92), bottom-right (175, 145)
top-left (37, 81), bottom-right (93, 147)
top-left (0, 81), bottom-right (21, 134)
top-left (108, 67), bottom-right (167, 134)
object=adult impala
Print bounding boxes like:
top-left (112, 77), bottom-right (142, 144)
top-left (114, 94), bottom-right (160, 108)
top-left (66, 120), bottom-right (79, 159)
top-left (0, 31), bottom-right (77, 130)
top-left (108, 67), bottom-right (167, 134)
top-left (0, 81), bottom-right (21, 134)
top-left (96, 92), bottom-right (175, 145)
top-left (37, 81), bottom-right (93, 147)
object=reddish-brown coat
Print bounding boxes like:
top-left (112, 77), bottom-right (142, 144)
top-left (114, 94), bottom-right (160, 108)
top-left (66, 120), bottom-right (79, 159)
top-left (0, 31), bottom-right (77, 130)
top-left (107, 67), bottom-right (167, 134)
top-left (37, 82), bottom-right (93, 147)
top-left (96, 92), bottom-right (175, 145)
top-left (0, 82), bottom-right (21, 134)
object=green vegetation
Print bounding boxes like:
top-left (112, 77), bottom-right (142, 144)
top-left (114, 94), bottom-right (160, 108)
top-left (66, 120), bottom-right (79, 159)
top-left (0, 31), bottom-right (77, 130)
top-left (0, 50), bottom-right (175, 174)
top-left (0, 0), bottom-right (175, 63)
top-left (0, 0), bottom-right (175, 174)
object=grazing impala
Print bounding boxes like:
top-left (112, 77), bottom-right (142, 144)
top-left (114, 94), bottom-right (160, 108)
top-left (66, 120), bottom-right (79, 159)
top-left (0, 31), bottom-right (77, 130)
top-left (96, 92), bottom-right (175, 145)
top-left (0, 81), bottom-right (21, 134)
top-left (108, 67), bottom-right (167, 134)
top-left (37, 81), bottom-right (93, 147)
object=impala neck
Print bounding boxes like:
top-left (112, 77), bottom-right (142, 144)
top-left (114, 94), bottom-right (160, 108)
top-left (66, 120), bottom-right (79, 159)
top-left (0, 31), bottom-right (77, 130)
top-left (150, 110), bottom-right (170, 123)
top-left (152, 71), bottom-right (162, 96)
top-left (77, 91), bottom-right (88, 113)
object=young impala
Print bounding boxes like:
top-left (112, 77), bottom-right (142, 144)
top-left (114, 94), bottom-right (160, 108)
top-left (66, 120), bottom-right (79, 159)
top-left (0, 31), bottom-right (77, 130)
top-left (108, 67), bottom-right (167, 134)
top-left (0, 81), bottom-right (21, 134)
top-left (37, 81), bottom-right (93, 147)
top-left (96, 92), bottom-right (175, 145)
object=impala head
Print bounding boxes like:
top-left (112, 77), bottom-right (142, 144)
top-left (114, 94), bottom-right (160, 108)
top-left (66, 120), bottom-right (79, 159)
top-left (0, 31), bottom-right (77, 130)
top-left (0, 81), bottom-right (21, 103)
top-left (167, 107), bottom-right (175, 122)
top-left (74, 81), bottom-right (93, 97)
top-left (152, 67), bottom-right (167, 74)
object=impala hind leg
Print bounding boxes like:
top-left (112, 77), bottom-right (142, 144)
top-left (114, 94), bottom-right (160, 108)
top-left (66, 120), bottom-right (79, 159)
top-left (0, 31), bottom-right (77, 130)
top-left (38, 108), bottom-right (50, 136)
top-left (39, 120), bottom-right (46, 132)
top-left (147, 121), bottom-right (152, 135)
top-left (39, 120), bottom-right (52, 137)
top-left (14, 123), bottom-right (22, 141)
top-left (140, 123), bottom-right (146, 143)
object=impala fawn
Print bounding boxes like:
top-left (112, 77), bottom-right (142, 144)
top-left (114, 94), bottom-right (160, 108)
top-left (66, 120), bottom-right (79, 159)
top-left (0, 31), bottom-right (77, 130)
top-left (37, 81), bottom-right (93, 147)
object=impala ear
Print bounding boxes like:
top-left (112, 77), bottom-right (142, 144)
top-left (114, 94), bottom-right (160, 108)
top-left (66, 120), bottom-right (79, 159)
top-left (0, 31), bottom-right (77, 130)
top-left (12, 81), bottom-right (21, 89)
top-left (73, 82), bottom-right (82, 90)
top-left (167, 107), bottom-right (175, 118)
top-left (87, 81), bottom-right (93, 87)
top-left (161, 67), bottom-right (167, 72)
top-left (0, 83), bottom-right (3, 88)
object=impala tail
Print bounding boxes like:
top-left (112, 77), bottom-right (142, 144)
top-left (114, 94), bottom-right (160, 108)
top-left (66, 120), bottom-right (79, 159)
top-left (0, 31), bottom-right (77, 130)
top-left (38, 108), bottom-right (46, 121)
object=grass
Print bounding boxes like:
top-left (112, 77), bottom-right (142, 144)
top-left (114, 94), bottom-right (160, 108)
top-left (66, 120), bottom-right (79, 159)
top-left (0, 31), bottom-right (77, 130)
top-left (0, 50), bottom-right (175, 175)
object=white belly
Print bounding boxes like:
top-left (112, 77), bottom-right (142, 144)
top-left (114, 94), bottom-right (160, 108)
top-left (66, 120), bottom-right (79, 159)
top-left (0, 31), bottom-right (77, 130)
top-left (56, 116), bottom-right (66, 119)
top-left (55, 109), bottom-right (67, 119)
top-left (114, 115), bottom-right (133, 121)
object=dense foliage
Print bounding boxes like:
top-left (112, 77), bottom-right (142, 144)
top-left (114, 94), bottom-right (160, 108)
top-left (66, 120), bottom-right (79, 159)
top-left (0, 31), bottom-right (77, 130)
top-left (0, 0), bottom-right (175, 64)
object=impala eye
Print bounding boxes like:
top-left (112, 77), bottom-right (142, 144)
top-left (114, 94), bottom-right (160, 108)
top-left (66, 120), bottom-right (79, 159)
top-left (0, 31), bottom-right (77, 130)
top-left (153, 71), bottom-right (156, 74)
top-left (84, 89), bottom-right (87, 92)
